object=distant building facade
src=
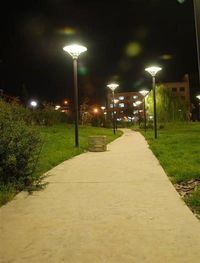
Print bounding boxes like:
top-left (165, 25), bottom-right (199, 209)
top-left (162, 74), bottom-right (190, 109)
top-left (107, 74), bottom-right (191, 121)
top-left (107, 91), bottom-right (144, 122)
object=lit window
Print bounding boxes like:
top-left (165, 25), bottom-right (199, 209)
top-left (133, 95), bottom-right (138, 99)
top-left (119, 103), bottom-right (124, 108)
top-left (118, 96), bottom-right (124, 100)
top-left (110, 104), bottom-right (113, 108)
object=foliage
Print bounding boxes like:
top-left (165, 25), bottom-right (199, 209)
top-left (142, 122), bottom-right (200, 214)
top-left (0, 184), bottom-right (16, 206)
top-left (147, 85), bottom-right (189, 123)
top-left (186, 187), bottom-right (200, 213)
top-left (80, 98), bottom-right (92, 125)
top-left (142, 122), bottom-right (200, 183)
top-left (0, 100), bottom-right (41, 189)
top-left (0, 121), bottom-right (122, 205)
top-left (32, 105), bottom-right (68, 126)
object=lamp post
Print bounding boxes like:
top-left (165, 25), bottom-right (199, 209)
top-left (193, 0), bottom-right (200, 86)
top-left (101, 106), bottom-right (106, 121)
top-left (145, 66), bottom-right (162, 139)
top-left (197, 94), bottom-right (200, 120)
top-left (107, 83), bottom-right (119, 134)
top-left (139, 89), bottom-right (149, 132)
top-left (114, 99), bottom-right (119, 130)
top-left (63, 44), bottom-right (87, 147)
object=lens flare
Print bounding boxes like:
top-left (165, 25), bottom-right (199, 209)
top-left (160, 54), bottom-right (173, 60)
top-left (125, 42), bottom-right (142, 57)
top-left (177, 0), bottom-right (185, 4)
top-left (58, 27), bottom-right (76, 35)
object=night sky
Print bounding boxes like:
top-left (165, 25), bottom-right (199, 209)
top-left (0, 0), bottom-right (199, 105)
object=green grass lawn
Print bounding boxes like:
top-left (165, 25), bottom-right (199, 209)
top-left (0, 124), bottom-right (122, 206)
top-left (142, 122), bottom-right (200, 213)
top-left (35, 124), bottom-right (122, 178)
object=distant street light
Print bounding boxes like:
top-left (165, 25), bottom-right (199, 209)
top-left (30, 100), bottom-right (38, 109)
top-left (93, 108), bottom-right (99, 113)
top-left (55, 105), bottom-right (61, 110)
top-left (145, 66), bottom-right (162, 139)
top-left (107, 83), bottom-right (119, 134)
top-left (197, 94), bottom-right (200, 120)
top-left (63, 44), bottom-right (87, 147)
top-left (139, 89), bottom-right (149, 132)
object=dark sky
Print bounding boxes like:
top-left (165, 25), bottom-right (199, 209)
top-left (0, 0), bottom-right (199, 104)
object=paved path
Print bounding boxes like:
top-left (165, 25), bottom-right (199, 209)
top-left (1, 129), bottom-right (200, 263)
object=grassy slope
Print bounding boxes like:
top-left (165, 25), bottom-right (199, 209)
top-left (142, 122), bottom-right (200, 212)
top-left (142, 123), bottom-right (200, 183)
top-left (35, 124), bottom-right (122, 177)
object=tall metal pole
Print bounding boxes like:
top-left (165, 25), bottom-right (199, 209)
top-left (194, 0), bottom-right (200, 86)
top-left (152, 76), bottom-right (157, 139)
top-left (73, 58), bottom-right (79, 147)
top-left (112, 91), bottom-right (116, 135)
top-left (199, 102), bottom-right (200, 120)
top-left (144, 97), bottom-right (147, 132)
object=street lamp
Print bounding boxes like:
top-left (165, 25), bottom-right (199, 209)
top-left (193, 0), bottom-right (200, 87)
top-left (107, 83), bottom-right (119, 134)
top-left (197, 95), bottom-right (200, 120)
top-left (93, 108), bottom-right (99, 114)
top-left (145, 66), bottom-right (162, 139)
top-left (101, 106), bottom-right (106, 121)
top-left (55, 105), bottom-right (61, 110)
top-left (63, 44), bottom-right (87, 147)
top-left (139, 89), bottom-right (149, 132)
top-left (30, 100), bottom-right (38, 109)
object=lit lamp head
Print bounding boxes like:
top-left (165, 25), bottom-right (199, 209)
top-left (63, 44), bottom-right (87, 59)
top-left (55, 105), bottom-right (61, 110)
top-left (139, 89), bottom-right (149, 97)
top-left (196, 95), bottom-right (200, 100)
top-left (30, 100), bottom-right (38, 108)
top-left (107, 83), bottom-right (119, 92)
top-left (114, 99), bottom-right (119, 104)
top-left (145, 66), bottom-right (162, 77)
top-left (93, 108), bottom-right (99, 113)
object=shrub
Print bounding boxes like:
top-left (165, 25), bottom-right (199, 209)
top-left (32, 105), bottom-right (68, 126)
top-left (0, 100), bottom-right (41, 189)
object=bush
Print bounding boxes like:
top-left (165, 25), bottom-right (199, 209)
top-left (0, 100), bottom-right (41, 189)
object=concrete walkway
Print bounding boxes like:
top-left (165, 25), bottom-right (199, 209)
top-left (1, 129), bottom-right (200, 263)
